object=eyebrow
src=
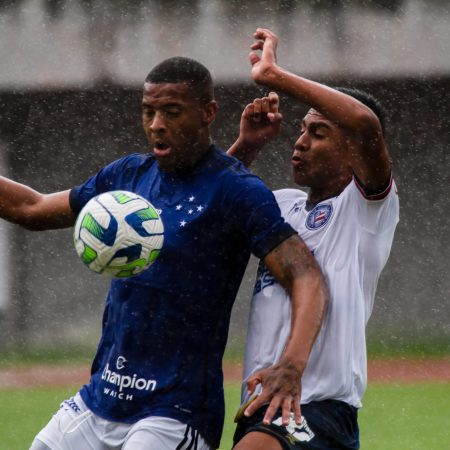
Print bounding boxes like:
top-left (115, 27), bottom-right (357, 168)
top-left (301, 119), bottom-right (333, 131)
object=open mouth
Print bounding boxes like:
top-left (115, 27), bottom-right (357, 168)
top-left (153, 142), bottom-right (171, 156)
top-left (291, 156), bottom-right (306, 171)
top-left (291, 154), bottom-right (302, 164)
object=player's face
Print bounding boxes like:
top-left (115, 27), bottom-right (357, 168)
top-left (291, 109), bottom-right (352, 190)
top-left (142, 82), bottom-right (217, 173)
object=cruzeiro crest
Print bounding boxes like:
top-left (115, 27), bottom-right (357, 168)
top-left (306, 204), bottom-right (333, 230)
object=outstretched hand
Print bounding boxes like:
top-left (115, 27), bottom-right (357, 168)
top-left (244, 361), bottom-right (302, 426)
top-left (238, 91), bottom-right (282, 150)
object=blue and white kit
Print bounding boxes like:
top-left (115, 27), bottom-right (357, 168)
top-left (68, 146), bottom-right (295, 449)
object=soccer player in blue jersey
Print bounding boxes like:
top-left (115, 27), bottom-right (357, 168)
top-left (228, 29), bottom-right (399, 450)
top-left (0, 57), bottom-right (328, 450)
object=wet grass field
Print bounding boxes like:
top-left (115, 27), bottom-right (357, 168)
top-left (1, 382), bottom-right (449, 450)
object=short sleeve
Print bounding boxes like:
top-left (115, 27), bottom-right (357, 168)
top-left (69, 155), bottom-right (140, 214)
top-left (350, 176), bottom-right (399, 234)
top-left (224, 176), bottom-right (297, 260)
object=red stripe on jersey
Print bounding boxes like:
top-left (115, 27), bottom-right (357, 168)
top-left (354, 175), bottom-right (394, 201)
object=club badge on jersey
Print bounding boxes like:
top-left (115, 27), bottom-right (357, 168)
top-left (306, 204), bottom-right (333, 230)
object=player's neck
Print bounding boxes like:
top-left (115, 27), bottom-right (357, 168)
top-left (307, 178), bottom-right (351, 206)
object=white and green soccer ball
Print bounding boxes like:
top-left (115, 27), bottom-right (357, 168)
top-left (73, 191), bottom-right (164, 278)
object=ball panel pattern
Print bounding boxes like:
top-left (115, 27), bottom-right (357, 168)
top-left (73, 191), bottom-right (164, 278)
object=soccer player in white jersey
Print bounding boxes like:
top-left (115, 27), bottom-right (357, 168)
top-left (228, 28), bottom-right (399, 450)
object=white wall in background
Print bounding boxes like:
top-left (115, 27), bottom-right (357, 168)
top-left (0, 0), bottom-right (448, 87)
top-left (0, 141), bottom-right (11, 309)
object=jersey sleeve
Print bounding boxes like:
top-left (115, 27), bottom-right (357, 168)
top-left (224, 176), bottom-right (297, 260)
top-left (273, 188), bottom-right (307, 217)
top-left (350, 174), bottom-right (399, 234)
top-left (69, 155), bottom-right (139, 214)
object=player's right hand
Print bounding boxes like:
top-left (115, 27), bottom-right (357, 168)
top-left (243, 361), bottom-right (302, 426)
top-left (249, 28), bottom-right (280, 84)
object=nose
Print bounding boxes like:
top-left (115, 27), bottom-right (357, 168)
top-left (149, 111), bottom-right (166, 134)
top-left (294, 132), bottom-right (309, 153)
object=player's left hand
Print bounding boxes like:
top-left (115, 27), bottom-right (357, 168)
top-left (238, 91), bottom-right (282, 149)
top-left (244, 360), bottom-right (302, 426)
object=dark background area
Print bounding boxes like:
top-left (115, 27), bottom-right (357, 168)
top-left (0, 77), bottom-right (449, 356)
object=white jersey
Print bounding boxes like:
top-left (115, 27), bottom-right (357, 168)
top-left (242, 178), bottom-right (399, 408)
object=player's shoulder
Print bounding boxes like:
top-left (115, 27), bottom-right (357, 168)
top-left (111, 152), bottom-right (154, 170)
top-left (273, 188), bottom-right (307, 205)
top-left (209, 146), bottom-right (252, 174)
top-left (347, 175), bottom-right (399, 205)
top-left (338, 177), bottom-right (399, 232)
top-left (210, 146), bottom-right (269, 187)
top-left (99, 152), bottom-right (156, 178)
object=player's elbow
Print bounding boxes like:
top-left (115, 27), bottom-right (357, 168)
top-left (353, 108), bottom-right (384, 141)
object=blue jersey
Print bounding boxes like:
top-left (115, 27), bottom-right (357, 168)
top-left (69, 146), bottom-right (295, 448)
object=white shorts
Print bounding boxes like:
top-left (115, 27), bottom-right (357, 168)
top-left (31, 393), bottom-right (212, 450)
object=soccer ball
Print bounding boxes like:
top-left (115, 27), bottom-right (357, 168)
top-left (73, 191), bottom-right (164, 278)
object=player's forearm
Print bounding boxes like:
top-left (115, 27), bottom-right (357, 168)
top-left (0, 176), bottom-right (42, 226)
top-left (264, 235), bottom-right (329, 374)
top-left (280, 273), bottom-right (328, 374)
top-left (227, 138), bottom-right (262, 168)
top-left (0, 177), bottom-right (74, 230)
top-left (257, 66), bottom-right (380, 135)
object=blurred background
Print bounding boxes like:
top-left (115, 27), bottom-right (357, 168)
top-left (0, 0), bottom-right (449, 360)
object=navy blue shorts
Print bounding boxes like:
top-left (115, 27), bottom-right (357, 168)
top-left (233, 399), bottom-right (359, 450)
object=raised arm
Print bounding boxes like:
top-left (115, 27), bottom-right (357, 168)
top-left (227, 92), bottom-right (282, 167)
top-left (0, 177), bottom-right (76, 230)
top-left (244, 234), bottom-right (329, 425)
top-left (249, 28), bottom-right (391, 190)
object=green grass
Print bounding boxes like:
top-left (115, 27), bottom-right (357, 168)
top-left (0, 386), bottom-right (79, 450)
top-left (0, 347), bottom-right (93, 368)
top-left (222, 383), bottom-right (450, 449)
top-left (1, 383), bottom-right (449, 450)
top-left (222, 383), bottom-right (242, 449)
top-left (366, 334), bottom-right (450, 358)
top-left (359, 383), bottom-right (450, 450)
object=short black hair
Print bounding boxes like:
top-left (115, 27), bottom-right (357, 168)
top-left (145, 57), bottom-right (214, 103)
top-left (334, 87), bottom-right (386, 134)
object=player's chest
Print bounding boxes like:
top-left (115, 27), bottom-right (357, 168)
top-left (130, 174), bottom-right (218, 233)
top-left (284, 200), bottom-right (336, 251)
top-left (147, 185), bottom-right (228, 252)
top-left (156, 191), bottom-right (212, 235)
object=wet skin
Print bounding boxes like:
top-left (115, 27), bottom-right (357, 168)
top-left (141, 82), bottom-right (217, 173)
top-left (291, 109), bottom-right (353, 204)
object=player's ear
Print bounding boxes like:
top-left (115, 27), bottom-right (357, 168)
top-left (202, 100), bottom-right (217, 125)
